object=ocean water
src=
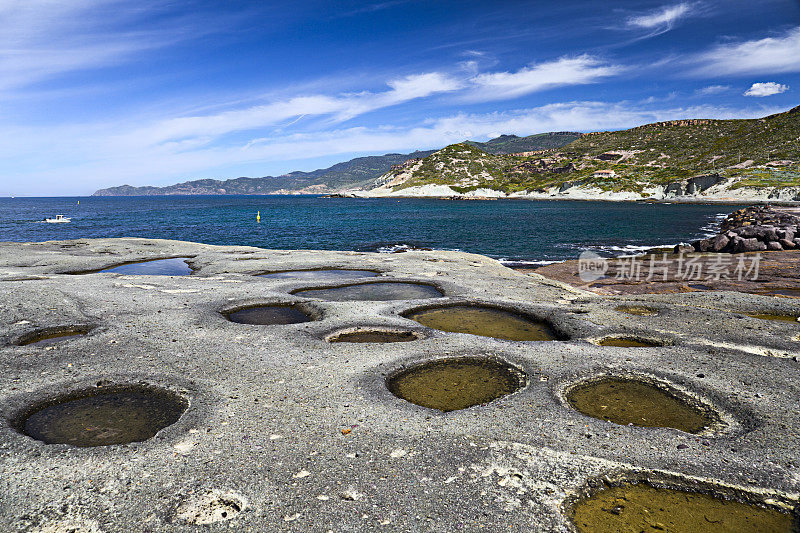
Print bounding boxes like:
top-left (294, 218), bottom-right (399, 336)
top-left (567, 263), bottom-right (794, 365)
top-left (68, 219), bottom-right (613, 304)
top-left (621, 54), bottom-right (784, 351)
top-left (0, 196), bottom-right (739, 265)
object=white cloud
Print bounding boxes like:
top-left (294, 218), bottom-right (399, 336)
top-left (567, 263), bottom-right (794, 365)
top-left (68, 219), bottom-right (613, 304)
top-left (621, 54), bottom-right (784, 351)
top-left (696, 85), bottom-right (730, 95)
top-left (120, 58), bottom-right (621, 148)
top-left (627, 3), bottom-right (693, 31)
top-left (691, 26), bottom-right (800, 76)
top-left (129, 72), bottom-right (461, 146)
top-left (468, 56), bottom-right (622, 101)
top-left (744, 82), bottom-right (789, 97)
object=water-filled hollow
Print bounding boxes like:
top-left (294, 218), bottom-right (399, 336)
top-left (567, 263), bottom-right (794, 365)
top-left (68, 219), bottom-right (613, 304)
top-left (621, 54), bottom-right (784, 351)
top-left (95, 257), bottom-right (193, 276)
top-left (17, 326), bottom-right (91, 346)
top-left (13, 384), bottom-right (188, 447)
top-left (293, 281), bottom-right (443, 301)
top-left (328, 329), bottom-right (419, 343)
top-left (224, 305), bottom-right (313, 325)
top-left (615, 305), bottom-right (659, 316)
top-left (566, 377), bottom-right (715, 433)
top-left (570, 481), bottom-right (796, 533)
top-left (259, 269), bottom-right (379, 281)
top-left (597, 337), bottom-right (662, 347)
top-left (387, 357), bottom-right (525, 412)
top-left (404, 305), bottom-right (561, 341)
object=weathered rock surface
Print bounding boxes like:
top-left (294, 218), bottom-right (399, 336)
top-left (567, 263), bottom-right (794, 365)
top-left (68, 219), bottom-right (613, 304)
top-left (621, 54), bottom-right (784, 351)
top-left (0, 238), bottom-right (799, 531)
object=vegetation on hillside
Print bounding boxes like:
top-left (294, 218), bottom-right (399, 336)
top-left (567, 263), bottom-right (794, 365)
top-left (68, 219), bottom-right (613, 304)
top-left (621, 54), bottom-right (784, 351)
top-left (382, 106), bottom-right (800, 195)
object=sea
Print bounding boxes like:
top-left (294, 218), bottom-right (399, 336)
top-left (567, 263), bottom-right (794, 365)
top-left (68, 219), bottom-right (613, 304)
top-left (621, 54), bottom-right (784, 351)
top-left (0, 196), bottom-right (740, 266)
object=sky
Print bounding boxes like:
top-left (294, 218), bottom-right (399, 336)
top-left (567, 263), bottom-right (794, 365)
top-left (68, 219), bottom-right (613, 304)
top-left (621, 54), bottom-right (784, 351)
top-left (1, 0), bottom-right (800, 196)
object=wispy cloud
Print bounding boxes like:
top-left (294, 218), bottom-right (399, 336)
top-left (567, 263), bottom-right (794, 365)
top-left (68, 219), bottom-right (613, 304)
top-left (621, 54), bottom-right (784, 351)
top-left (129, 72), bottom-right (462, 146)
top-left (467, 56), bottom-right (623, 102)
top-left (120, 57), bottom-right (622, 149)
top-left (691, 26), bottom-right (800, 76)
top-left (0, 0), bottom-right (232, 94)
top-left (695, 84), bottom-right (730, 96)
top-left (626, 2), bottom-right (695, 35)
top-left (744, 82), bottom-right (789, 97)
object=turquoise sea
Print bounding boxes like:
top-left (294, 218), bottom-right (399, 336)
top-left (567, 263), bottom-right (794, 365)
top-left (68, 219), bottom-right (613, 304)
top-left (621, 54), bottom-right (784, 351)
top-left (0, 196), bottom-right (739, 265)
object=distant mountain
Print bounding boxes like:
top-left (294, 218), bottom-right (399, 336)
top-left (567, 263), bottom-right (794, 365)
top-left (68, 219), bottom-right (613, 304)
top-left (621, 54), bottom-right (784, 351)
top-left (467, 132), bottom-right (582, 154)
top-left (362, 105), bottom-right (800, 200)
top-left (91, 132), bottom-right (582, 196)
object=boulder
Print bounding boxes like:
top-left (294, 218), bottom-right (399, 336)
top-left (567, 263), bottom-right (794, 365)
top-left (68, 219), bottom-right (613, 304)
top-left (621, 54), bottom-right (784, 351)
top-left (754, 226), bottom-right (779, 242)
top-left (673, 244), bottom-right (694, 254)
top-left (779, 238), bottom-right (796, 249)
top-left (710, 234), bottom-right (730, 252)
top-left (778, 228), bottom-right (796, 241)
top-left (735, 238), bottom-right (768, 253)
top-left (692, 239), bottom-right (713, 252)
top-left (767, 241), bottom-right (783, 251)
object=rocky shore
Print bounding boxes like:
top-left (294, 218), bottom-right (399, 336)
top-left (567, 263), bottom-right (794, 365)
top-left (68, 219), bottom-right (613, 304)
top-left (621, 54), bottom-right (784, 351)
top-left (690, 205), bottom-right (800, 253)
top-left (0, 238), bottom-right (799, 531)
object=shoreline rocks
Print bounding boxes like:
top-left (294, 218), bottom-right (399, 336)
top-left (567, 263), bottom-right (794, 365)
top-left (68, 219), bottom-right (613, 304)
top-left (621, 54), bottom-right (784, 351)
top-left (689, 205), bottom-right (800, 254)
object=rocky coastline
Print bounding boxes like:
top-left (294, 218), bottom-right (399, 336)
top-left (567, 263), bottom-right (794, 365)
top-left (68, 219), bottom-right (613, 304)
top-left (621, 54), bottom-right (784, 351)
top-left (0, 237), bottom-right (799, 530)
top-left (690, 205), bottom-right (800, 253)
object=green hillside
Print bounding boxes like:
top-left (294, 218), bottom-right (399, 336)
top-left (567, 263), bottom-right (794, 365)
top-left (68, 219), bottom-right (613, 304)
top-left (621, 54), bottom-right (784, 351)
top-left (384, 105), bottom-right (800, 195)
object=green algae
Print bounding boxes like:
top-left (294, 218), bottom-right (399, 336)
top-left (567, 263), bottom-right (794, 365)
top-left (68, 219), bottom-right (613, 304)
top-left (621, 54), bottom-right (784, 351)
top-left (405, 305), bottom-right (559, 341)
top-left (747, 313), bottom-right (799, 323)
top-left (571, 482), bottom-right (796, 533)
top-left (566, 377), bottom-right (712, 433)
top-left (598, 337), bottom-right (661, 347)
top-left (387, 358), bottom-right (524, 412)
top-left (18, 327), bottom-right (90, 346)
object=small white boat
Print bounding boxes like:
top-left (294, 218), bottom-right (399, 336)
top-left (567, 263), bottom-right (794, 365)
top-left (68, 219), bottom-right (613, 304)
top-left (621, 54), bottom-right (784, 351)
top-left (44, 214), bottom-right (71, 223)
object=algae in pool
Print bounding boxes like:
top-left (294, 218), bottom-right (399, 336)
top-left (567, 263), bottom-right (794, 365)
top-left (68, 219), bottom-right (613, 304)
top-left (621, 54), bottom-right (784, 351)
top-left (18, 385), bottom-right (187, 447)
top-left (19, 329), bottom-right (88, 346)
top-left (294, 282), bottom-right (443, 301)
top-left (260, 269), bottom-right (379, 280)
top-left (598, 337), bottom-right (660, 347)
top-left (747, 313), bottom-right (799, 323)
top-left (98, 257), bottom-right (192, 276)
top-left (405, 305), bottom-right (559, 341)
top-left (329, 330), bottom-right (418, 343)
top-left (226, 305), bottom-right (312, 325)
top-left (571, 483), bottom-right (795, 533)
top-left (566, 378), bottom-right (712, 433)
top-left (615, 305), bottom-right (659, 317)
top-left (387, 358), bottom-right (523, 412)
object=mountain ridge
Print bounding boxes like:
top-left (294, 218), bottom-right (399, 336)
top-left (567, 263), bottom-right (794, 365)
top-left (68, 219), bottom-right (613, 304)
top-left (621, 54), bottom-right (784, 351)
top-left (92, 132), bottom-right (581, 196)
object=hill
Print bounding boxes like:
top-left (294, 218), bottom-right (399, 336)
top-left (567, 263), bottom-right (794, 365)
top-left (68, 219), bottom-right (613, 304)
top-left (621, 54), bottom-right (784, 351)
top-left (92, 132), bottom-right (580, 196)
top-left (361, 105), bottom-right (800, 201)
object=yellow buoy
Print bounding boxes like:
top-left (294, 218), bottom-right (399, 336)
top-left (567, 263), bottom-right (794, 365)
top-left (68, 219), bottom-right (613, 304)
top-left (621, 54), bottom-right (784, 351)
top-left (256, 211), bottom-right (261, 222)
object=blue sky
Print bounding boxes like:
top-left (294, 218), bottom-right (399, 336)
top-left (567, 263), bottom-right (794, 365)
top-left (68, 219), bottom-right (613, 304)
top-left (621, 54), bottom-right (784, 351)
top-left (1, 0), bottom-right (799, 195)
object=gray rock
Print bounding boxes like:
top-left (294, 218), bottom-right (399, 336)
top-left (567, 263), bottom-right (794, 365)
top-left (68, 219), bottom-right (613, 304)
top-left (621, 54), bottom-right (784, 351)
top-left (777, 228), bottom-right (796, 241)
top-left (693, 239), bottom-right (713, 253)
top-left (779, 238), bottom-right (796, 249)
top-left (735, 238), bottom-right (768, 252)
top-left (767, 241), bottom-right (783, 251)
top-left (710, 234), bottom-right (730, 252)
top-left (754, 226), bottom-right (779, 242)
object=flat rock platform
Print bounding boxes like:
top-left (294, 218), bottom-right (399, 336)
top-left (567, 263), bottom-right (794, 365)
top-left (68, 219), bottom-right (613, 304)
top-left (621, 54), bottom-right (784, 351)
top-left (0, 238), bottom-right (798, 531)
